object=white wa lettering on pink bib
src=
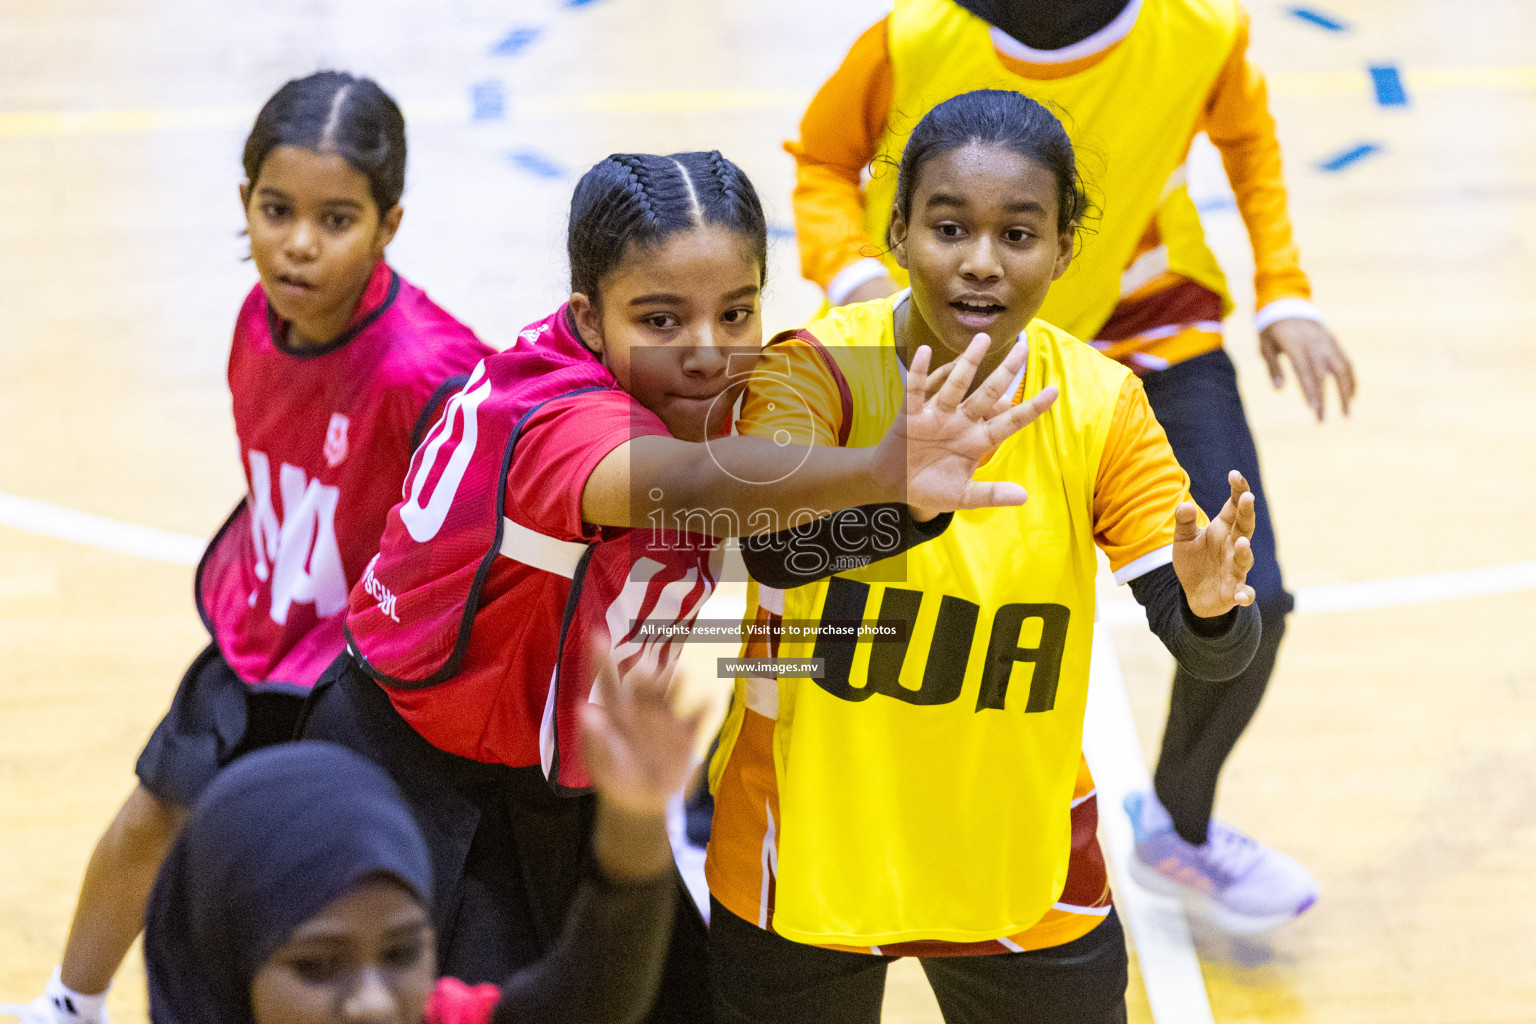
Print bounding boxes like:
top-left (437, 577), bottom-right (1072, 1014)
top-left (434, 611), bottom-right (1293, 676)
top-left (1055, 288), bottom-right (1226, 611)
top-left (245, 450), bottom-right (349, 625)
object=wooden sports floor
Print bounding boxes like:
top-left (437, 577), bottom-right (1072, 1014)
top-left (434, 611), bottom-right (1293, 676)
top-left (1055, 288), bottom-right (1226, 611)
top-left (2, 1), bottom-right (1534, 1021)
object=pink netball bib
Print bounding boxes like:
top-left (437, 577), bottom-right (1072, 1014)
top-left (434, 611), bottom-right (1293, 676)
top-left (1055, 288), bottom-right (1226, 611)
top-left (196, 264), bottom-right (490, 691)
top-left (346, 307), bottom-right (719, 791)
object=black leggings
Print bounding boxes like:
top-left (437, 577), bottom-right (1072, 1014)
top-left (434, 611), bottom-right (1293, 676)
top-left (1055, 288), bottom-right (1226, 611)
top-left (1142, 349), bottom-right (1295, 844)
top-left (710, 900), bottom-right (1128, 1024)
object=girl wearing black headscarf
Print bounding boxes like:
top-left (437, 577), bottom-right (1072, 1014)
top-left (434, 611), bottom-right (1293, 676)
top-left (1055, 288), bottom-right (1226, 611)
top-left (144, 654), bottom-right (694, 1024)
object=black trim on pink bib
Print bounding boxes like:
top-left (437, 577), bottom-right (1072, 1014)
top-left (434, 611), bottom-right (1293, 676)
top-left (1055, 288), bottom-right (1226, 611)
top-left (267, 270), bottom-right (402, 359)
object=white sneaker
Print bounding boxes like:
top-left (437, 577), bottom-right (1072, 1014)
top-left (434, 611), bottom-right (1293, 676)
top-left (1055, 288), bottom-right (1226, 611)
top-left (1124, 790), bottom-right (1318, 934)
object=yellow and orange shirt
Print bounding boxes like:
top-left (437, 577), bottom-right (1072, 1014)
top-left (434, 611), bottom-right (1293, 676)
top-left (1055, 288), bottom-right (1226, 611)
top-left (787, 0), bottom-right (1319, 372)
top-left (705, 295), bottom-right (1201, 950)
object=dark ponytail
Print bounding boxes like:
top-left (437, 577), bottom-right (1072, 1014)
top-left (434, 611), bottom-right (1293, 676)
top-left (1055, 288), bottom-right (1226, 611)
top-left (893, 89), bottom-right (1092, 238)
top-left (242, 71), bottom-right (407, 213)
top-left (568, 151), bottom-right (768, 305)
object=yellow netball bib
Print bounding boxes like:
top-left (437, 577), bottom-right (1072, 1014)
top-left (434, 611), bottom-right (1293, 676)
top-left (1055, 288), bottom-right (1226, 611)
top-left (864, 0), bottom-right (1240, 339)
top-left (740, 299), bottom-right (1131, 945)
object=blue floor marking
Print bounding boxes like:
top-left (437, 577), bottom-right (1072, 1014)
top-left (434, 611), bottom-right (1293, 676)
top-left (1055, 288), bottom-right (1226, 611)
top-left (472, 80), bottom-right (506, 120)
top-left (492, 26), bottom-right (542, 57)
top-left (768, 224), bottom-right (796, 241)
top-left (508, 149), bottom-right (567, 179)
top-left (1286, 6), bottom-right (1349, 32)
top-left (566, 0), bottom-right (607, 7)
top-left (1369, 64), bottom-right (1409, 106)
top-left (1317, 143), bottom-right (1381, 172)
top-left (1195, 196), bottom-right (1237, 214)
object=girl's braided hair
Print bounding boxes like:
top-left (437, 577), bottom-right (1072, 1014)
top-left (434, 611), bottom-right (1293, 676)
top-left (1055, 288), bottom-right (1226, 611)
top-left (568, 150), bottom-right (768, 303)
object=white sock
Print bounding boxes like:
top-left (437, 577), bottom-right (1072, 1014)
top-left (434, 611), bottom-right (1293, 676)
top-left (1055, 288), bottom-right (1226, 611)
top-left (45, 968), bottom-right (108, 1024)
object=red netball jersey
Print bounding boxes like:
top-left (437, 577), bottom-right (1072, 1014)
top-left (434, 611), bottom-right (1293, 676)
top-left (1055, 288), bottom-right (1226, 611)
top-left (196, 261), bottom-right (492, 692)
top-left (347, 306), bottom-right (720, 784)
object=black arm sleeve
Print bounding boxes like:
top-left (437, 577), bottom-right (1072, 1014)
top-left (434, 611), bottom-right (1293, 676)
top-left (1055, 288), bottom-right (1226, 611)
top-left (740, 503), bottom-right (954, 588)
top-left (490, 863), bottom-right (677, 1024)
top-left (1127, 562), bottom-right (1262, 682)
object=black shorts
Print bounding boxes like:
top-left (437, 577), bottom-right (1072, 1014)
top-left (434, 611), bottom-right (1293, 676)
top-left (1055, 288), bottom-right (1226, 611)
top-left (298, 654), bottom-right (715, 1023)
top-left (710, 899), bottom-right (1128, 1024)
top-left (134, 643), bottom-right (306, 809)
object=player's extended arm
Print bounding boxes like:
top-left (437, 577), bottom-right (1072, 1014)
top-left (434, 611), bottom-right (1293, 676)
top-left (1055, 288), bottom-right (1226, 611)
top-left (741, 504), bottom-right (953, 588)
top-left (581, 334), bottom-right (1058, 534)
top-left (1097, 382), bottom-right (1260, 679)
top-left (1129, 562), bottom-right (1261, 681)
top-left (1204, 12), bottom-right (1355, 420)
top-left (787, 17), bottom-right (903, 304)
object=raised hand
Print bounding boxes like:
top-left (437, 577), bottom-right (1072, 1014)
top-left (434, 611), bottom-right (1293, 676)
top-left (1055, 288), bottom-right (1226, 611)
top-left (579, 648), bottom-right (703, 820)
top-left (1171, 470), bottom-right (1258, 618)
top-left (1259, 317), bottom-right (1356, 422)
top-left (877, 333), bottom-right (1058, 516)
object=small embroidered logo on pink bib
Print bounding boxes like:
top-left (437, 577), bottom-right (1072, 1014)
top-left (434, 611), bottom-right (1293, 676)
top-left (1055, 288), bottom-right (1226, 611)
top-left (324, 413), bottom-right (350, 467)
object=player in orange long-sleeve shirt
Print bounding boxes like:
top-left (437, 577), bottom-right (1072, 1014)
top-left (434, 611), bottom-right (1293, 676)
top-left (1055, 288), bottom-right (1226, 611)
top-left (778, 0), bottom-right (1356, 930)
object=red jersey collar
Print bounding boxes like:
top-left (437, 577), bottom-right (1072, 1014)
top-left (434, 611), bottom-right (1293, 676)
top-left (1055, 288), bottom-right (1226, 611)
top-left (267, 261), bottom-right (400, 359)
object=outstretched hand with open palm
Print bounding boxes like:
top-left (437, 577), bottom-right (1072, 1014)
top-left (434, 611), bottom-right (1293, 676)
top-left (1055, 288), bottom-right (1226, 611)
top-left (1172, 470), bottom-right (1258, 618)
top-left (879, 333), bottom-right (1058, 517)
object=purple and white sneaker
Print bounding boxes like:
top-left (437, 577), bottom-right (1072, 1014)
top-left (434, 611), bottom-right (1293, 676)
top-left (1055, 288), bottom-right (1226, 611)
top-left (1124, 790), bottom-right (1318, 934)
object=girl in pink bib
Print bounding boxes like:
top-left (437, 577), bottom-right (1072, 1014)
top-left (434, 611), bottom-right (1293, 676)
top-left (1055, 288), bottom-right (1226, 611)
top-left (20, 72), bottom-right (493, 1024)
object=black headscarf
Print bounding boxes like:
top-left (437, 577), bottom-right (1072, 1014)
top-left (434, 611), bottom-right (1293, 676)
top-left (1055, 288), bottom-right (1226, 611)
top-left (953, 0), bottom-right (1134, 52)
top-left (144, 741), bottom-right (434, 1024)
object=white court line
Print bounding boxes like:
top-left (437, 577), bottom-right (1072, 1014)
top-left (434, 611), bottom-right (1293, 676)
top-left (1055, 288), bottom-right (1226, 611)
top-left (1291, 560), bottom-right (1536, 614)
top-left (5, 488), bottom-right (1534, 614)
top-left (1083, 621), bottom-right (1215, 1024)
top-left (0, 491), bottom-right (204, 566)
top-left (1099, 557), bottom-right (1536, 624)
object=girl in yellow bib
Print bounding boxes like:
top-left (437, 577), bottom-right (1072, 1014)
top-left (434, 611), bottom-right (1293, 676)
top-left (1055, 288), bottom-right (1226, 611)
top-left (705, 90), bottom-right (1262, 1023)
top-left (783, 0), bottom-right (1354, 929)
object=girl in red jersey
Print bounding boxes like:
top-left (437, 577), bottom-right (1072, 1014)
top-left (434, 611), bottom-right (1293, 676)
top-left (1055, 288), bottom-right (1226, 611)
top-left (16, 72), bottom-right (493, 1024)
top-left (142, 654), bottom-right (702, 1024)
top-left (301, 150), bottom-right (1051, 1022)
